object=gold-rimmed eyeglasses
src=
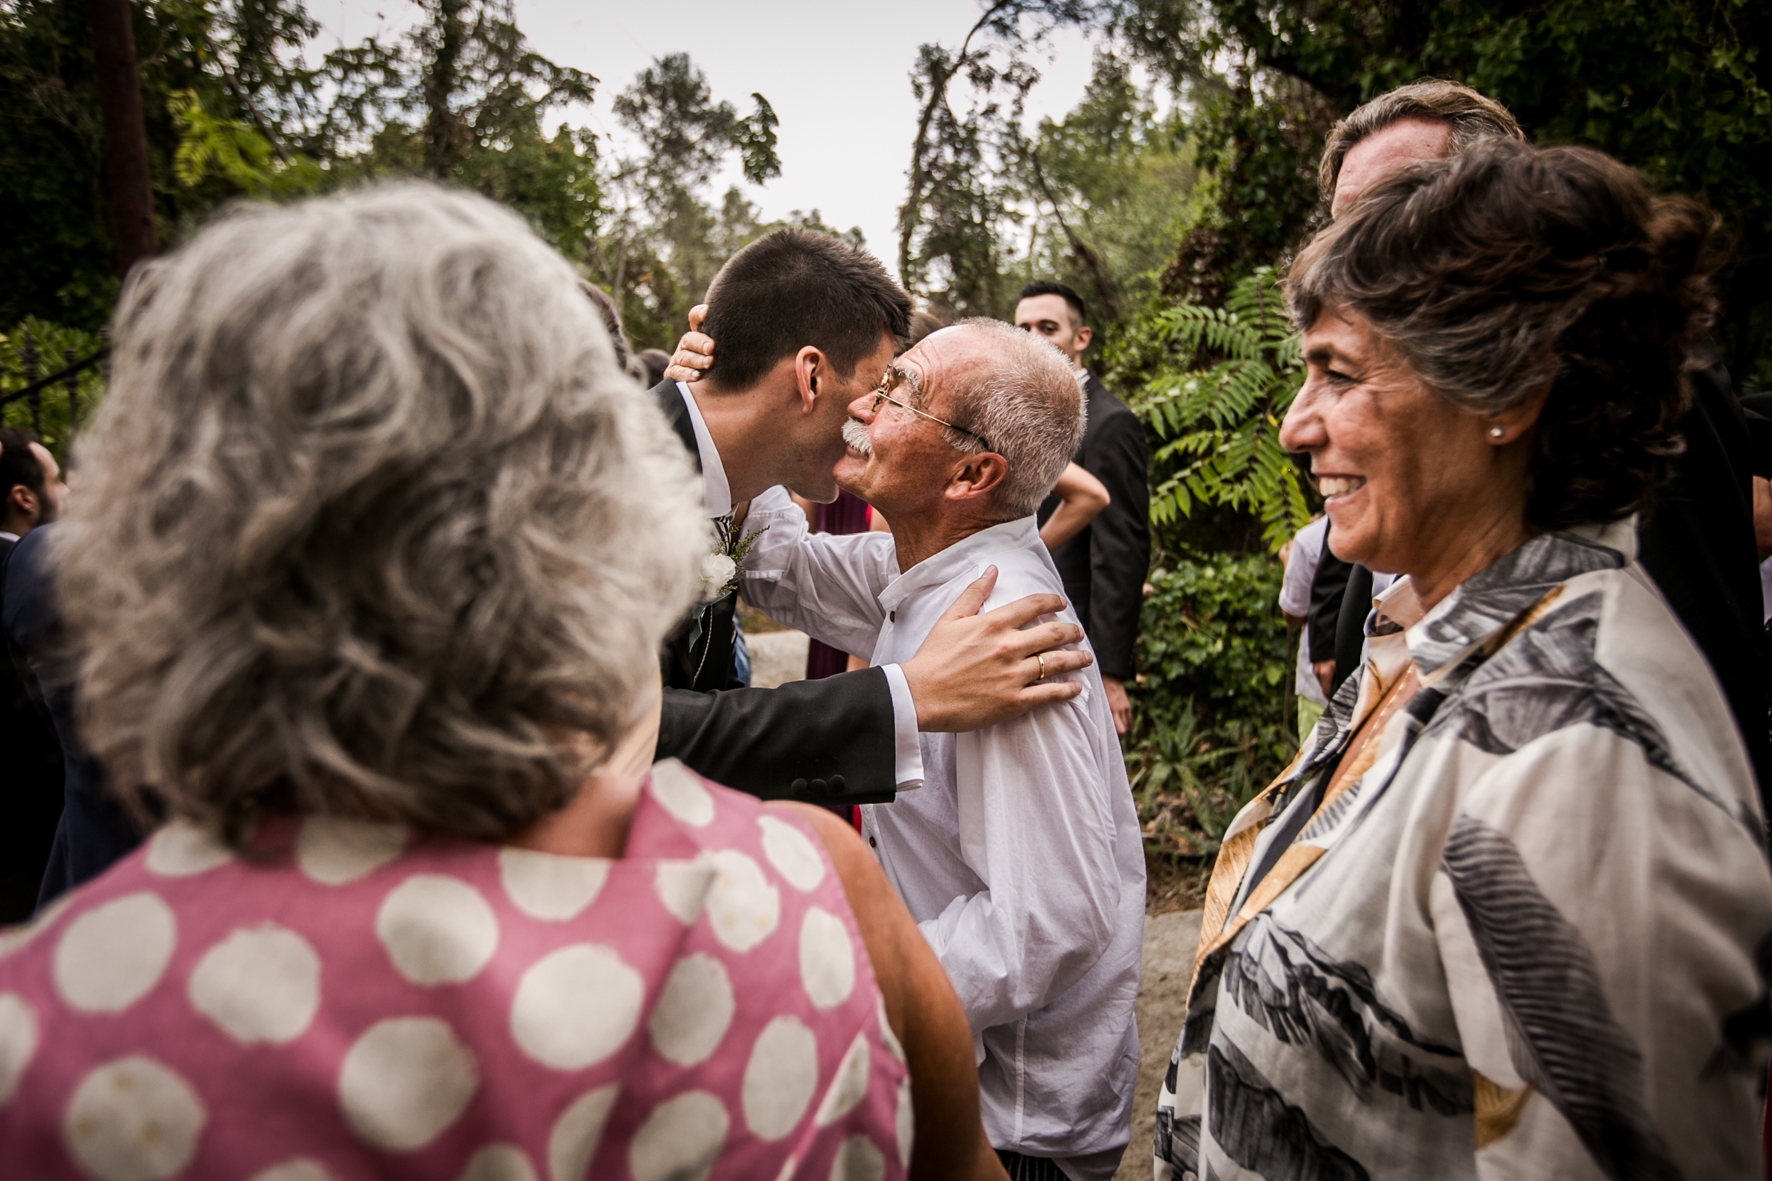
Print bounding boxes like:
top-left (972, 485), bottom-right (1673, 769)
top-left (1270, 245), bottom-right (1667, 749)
top-left (869, 368), bottom-right (992, 452)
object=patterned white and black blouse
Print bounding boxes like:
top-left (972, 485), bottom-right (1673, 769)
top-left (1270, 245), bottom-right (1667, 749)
top-left (1154, 520), bottom-right (1772, 1181)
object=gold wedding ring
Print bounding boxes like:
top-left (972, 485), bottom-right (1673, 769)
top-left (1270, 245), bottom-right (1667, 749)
top-left (1036, 653), bottom-right (1047, 681)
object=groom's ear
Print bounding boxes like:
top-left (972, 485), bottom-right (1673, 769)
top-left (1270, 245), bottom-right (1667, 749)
top-left (792, 346), bottom-right (830, 415)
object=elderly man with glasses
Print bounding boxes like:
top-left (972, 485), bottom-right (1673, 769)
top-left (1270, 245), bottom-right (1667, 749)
top-left (739, 318), bottom-right (1146, 1181)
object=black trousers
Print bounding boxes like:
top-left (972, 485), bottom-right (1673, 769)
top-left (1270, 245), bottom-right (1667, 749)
top-left (997, 1150), bottom-right (1069, 1180)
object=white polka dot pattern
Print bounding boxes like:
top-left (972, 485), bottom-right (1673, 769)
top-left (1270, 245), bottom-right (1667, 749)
top-left (798, 908), bottom-right (855, 1010)
top-left (498, 849), bottom-right (610, 921)
top-left (649, 760), bottom-right (716, 827)
top-left (758, 816), bottom-right (824, 891)
top-left (338, 1016), bottom-right (478, 1151)
top-left (648, 953), bottom-right (734, 1066)
top-left (814, 1032), bottom-right (870, 1127)
top-left (629, 1090), bottom-right (728, 1181)
top-left (63, 1055), bottom-right (206, 1181)
top-left (248, 1160), bottom-right (338, 1181)
top-left (143, 823), bottom-right (233, 878)
top-left (705, 850), bottom-right (780, 953)
top-left (456, 1142), bottom-right (538, 1181)
top-left (0, 764), bottom-right (908, 1181)
top-left (53, 893), bottom-right (176, 1014)
top-left (0, 992), bottom-right (37, 1105)
top-left (742, 1015), bottom-right (819, 1141)
top-left (547, 1084), bottom-right (618, 1181)
top-left (511, 945), bottom-right (643, 1070)
top-left (654, 861), bottom-right (714, 924)
top-left (376, 875), bottom-right (500, 986)
top-left (296, 817), bottom-right (406, 885)
top-left (188, 924), bottom-right (321, 1045)
top-left (828, 1135), bottom-right (886, 1181)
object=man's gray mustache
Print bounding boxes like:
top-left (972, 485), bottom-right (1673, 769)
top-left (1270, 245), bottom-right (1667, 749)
top-left (841, 417), bottom-right (873, 456)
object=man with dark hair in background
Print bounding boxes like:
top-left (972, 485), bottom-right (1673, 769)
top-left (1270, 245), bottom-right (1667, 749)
top-left (1014, 280), bottom-right (1150, 736)
top-left (1302, 78), bottom-right (1772, 807)
top-left (0, 427), bottom-right (65, 548)
top-left (647, 229), bottom-right (1096, 805)
top-left (0, 427), bottom-right (68, 920)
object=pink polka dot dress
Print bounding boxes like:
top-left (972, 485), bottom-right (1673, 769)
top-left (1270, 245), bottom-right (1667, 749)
top-left (0, 760), bottom-right (911, 1181)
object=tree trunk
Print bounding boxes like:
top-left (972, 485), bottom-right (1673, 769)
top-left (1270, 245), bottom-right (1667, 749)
top-left (424, 0), bottom-right (466, 178)
top-left (89, 0), bottom-right (156, 276)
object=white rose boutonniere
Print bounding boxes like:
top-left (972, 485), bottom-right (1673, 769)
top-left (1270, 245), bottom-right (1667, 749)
top-left (698, 515), bottom-right (767, 604)
top-left (699, 552), bottom-right (738, 603)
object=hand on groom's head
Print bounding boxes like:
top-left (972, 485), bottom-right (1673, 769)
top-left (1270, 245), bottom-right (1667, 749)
top-left (665, 303), bottom-right (715, 383)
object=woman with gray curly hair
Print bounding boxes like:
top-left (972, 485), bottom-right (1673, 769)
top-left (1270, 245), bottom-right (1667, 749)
top-left (1155, 143), bottom-right (1772, 1180)
top-left (0, 184), bottom-right (1006, 1181)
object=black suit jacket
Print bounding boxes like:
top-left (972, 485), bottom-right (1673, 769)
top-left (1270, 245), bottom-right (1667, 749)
top-left (648, 379), bottom-right (900, 803)
top-left (1038, 374), bottom-right (1150, 680)
top-left (1635, 360), bottom-right (1772, 806)
top-left (0, 533), bottom-right (62, 921)
top-left (3, 525), bottom-right (146, 914)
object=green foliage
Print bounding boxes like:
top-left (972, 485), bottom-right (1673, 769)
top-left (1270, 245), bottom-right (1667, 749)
top-left (1127, 553), bottom-right (1293, 856)
top-left (590, 55), bottom-right (808, 351)
top-left (1128, 268), bottom-right (1310, 553)
top-left (2, 0), bottom-right (604, 326)
top-left (1019, 53), bottom-right (1201, 323)
top-left (0, 319), bottom-right (108, 462)
top-left (1115, 0), bottom-right (1772, 380)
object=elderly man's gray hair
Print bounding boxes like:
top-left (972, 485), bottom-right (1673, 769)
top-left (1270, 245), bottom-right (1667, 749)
top-left (941, 318), bottom-right (1086, 519)
top-left (56, 182), bottom-right (708, 844)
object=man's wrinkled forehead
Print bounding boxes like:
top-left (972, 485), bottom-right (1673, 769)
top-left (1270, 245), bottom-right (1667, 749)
top-left (896, 326), bottom-right (991, 402)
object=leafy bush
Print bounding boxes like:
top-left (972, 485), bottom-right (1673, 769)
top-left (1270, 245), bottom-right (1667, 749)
top-left (1, 319), bottom-right (106, 460)
top-left (1127, 267), bottom-right (1310, 554)
top-left (1127, 552), bottom-right (1294, 859)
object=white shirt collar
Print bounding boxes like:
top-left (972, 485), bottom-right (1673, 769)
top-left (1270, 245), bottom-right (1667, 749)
top-left (0, 531), bottom-right (17, 543)
top-left (676, 381), bottom-right (732, 519)
top-left (876, 516), bottom-right (1042, 615)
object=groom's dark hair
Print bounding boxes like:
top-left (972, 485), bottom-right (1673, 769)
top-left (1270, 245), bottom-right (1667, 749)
top-left (701, 230), bottom-right (912, 392)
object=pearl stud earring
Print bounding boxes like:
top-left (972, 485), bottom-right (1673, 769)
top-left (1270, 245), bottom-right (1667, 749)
top-left (1489, 426), bottom-right (1505, 439)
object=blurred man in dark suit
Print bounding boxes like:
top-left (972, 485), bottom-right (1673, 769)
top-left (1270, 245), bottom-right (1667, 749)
top-left (0, 428), bottom-right (69, 919)
top-left (1015, 281), bottom-right (1151, 735)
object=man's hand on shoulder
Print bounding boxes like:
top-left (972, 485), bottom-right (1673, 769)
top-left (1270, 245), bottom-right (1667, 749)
top-left (901, 566), bottom-right (1092, 732)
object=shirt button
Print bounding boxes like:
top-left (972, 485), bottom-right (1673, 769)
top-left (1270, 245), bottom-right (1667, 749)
top-left (868, 836), bottom-right (877, 848)
top-left (889, 611), bottom-right (895, 622)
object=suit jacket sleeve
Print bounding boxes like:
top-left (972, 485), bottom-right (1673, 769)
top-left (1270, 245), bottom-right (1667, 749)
top-left (656, 669), bottom-right (898, 803)
top-left (1081, 399), bottom-right (1151, 680)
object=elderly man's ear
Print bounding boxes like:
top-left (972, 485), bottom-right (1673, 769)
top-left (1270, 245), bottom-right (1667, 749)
top-left (944, 454), bottom-right (1008, 503)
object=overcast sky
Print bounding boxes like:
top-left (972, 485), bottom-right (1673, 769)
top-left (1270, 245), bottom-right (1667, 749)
top-left (314, 0), bottom-right (1102, 263)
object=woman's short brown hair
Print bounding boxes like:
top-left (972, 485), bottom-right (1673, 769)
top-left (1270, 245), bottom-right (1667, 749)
top-left (1288, 141), bottom-right (1718, 530)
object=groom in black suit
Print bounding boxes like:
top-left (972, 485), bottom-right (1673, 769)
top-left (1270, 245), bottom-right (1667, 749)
top-left (649, 231), bottom-right (1093, 804)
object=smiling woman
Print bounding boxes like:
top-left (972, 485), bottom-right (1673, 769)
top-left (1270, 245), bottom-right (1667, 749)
top-left (1155, 141), bottom-right (1772, 1181)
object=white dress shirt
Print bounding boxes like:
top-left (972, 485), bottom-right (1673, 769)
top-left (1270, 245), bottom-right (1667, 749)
top-left (741, 495), bottom-right (1145, 1178)
top-left (677, 384), bottom-right (923, 787)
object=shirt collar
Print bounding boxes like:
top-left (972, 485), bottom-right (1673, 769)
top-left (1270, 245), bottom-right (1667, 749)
top-left (676, 381), bottom-right (732, 519)
top-left (1401, 517), bottom-right (1635, 678)
top-left (876, 516), bottom-right (1042, 614)
top-left (0, 531), bottom-right (17, 543)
